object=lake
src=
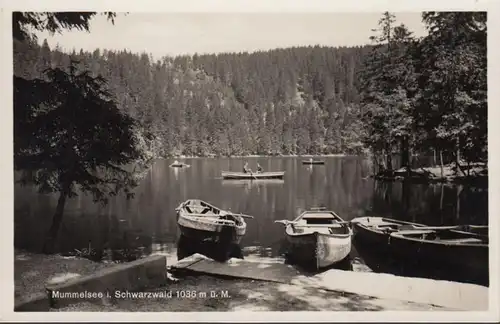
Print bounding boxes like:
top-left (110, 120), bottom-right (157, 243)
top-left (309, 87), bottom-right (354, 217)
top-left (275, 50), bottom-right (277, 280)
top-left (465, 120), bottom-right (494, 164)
top-left (14, 156), bottom-right (489, 284)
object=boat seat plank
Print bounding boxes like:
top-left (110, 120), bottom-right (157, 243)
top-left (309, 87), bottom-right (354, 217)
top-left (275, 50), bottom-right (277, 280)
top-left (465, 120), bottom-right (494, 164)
top-left (294, 224), bottom-right (343, 228)
top-left (303, 213), bottom-right (335, 219)
top-left (393, 230), bottom-right (436, 235)
top-left (184, 213), bottom-right (225, 217)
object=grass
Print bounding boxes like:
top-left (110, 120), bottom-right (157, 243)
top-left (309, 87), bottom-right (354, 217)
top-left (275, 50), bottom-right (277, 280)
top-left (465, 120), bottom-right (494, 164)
top-left (14, 249), bottom-right (112, 303)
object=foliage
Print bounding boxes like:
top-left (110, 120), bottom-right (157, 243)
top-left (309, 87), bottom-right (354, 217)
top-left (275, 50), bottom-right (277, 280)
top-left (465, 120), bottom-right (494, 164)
top-left (12, 11), bottom-right (152, 253)
top-left (415, 12), bottom-right (487, 164)
top-left (12, 12), bottom-right (117, 41)
top-left (14, 63), bottom-right (151, 204)
top-left (359, 12), bottom-right (418, 169)
top-left (358, 11), bottom-right (487, 174)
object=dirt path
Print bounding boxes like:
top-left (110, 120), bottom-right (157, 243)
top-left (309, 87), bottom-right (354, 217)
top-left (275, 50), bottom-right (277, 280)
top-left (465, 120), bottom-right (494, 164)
top-left (52, 275), bottom-right (451, 312)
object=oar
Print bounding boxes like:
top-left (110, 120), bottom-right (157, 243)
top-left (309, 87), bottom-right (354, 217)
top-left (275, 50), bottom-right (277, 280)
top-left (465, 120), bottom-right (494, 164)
top-left (274, 219), bottom-right (350, 225)
top-left (192, 214), bottom-right (255, 219)
top-left (187, 213), bottom-right (254, 219)
top-left (224, 209), bottom-right (255, 219)
top-left (232, 213), bottom-right (254, 219)
top-left (408, 224), bottom-right (488, 231)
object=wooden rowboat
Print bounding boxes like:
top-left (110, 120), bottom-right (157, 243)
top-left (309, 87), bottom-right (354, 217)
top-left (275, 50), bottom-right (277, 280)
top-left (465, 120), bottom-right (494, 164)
top-left (170, 162), bottom-right (190, 168)
top-left (302, 159), bottom-right (325, 165)
top-left (176, 199), bottom-right (252, 245)
top-left (221, 171), bottom-right (285, 180)
top-left (275, 208), bottom-right (352, 270)
top-left (350, 217), bottom-right (488, 275)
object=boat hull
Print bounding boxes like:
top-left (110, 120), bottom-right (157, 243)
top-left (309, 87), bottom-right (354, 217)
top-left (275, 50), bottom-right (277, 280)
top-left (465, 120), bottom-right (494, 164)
top-left (176, 199), bottom-right (246, 245)
top-left (302, 160), bottom-right (325, 165)
top-left (170, 163), bottom-right (189, 168)
top-left (388, 233), bottom-right (488, 275)
top-left (351, 217), bottom-right (488, 276)
top-left (286, 231), bottom-right (351, 269)
top-left (178, 223), bottom-right (243, 245)
top-left (221, 171), bottom-right (285, 180)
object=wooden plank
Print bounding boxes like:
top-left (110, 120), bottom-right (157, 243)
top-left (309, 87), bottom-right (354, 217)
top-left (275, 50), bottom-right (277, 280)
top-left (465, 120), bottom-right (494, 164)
top-left (170, 255), bottom-right (205, 269)
top-left (293, 224), bottom-right (346, 228)
top-left (393, 230), bottom-right (436, 235)
top-left (303, 213), bottom-right (336, 219)
top-left (189, 259), bottom-right (302, 283)
top-left (172, 256), bottom-right (302, 283)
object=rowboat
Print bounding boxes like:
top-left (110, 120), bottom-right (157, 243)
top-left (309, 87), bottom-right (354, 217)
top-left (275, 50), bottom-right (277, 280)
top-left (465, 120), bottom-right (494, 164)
top-left (275, 208), bottom-right (352, 270)
top-left (221, 171), bottom-right (285, 180)
top-left (302, 159), bottom-right (325, 165)
top-left (350, 217), bottom-right (488, 274)
top-left (175, 199), bottom-right (251, 245)
top-left (170, 162), bottom-right (190, 168)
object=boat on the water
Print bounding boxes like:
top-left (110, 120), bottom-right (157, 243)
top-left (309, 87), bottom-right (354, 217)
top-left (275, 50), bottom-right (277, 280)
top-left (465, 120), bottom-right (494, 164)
top-left (175, 199), bottom-right (251, 245)
top-left (170, 161), bottom-right (190, 168)
top-left (275, 208), bottom-right (352, 270)
top-left (302, 159), bottom-right (325, 165)
top-left (221, 171), bottom-right (285, 180)
top-left (350, 216), bottom-right (488, 275)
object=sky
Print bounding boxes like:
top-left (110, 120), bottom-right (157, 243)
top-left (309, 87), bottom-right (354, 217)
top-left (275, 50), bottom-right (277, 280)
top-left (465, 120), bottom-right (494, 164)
top-left (34, 12), bottom-right (428, 59)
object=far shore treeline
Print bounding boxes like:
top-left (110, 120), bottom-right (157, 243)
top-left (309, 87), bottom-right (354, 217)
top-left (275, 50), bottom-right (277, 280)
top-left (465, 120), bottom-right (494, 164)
top-left (13, 12), bottom-right (487, 253)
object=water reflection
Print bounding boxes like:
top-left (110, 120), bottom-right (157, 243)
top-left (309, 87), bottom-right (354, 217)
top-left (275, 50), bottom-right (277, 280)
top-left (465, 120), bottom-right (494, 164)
top-left (176, 234), bottom-right (243, 262)
top-left (14, 157), bottom-right (488, 283)
top-left (369, 180), bottom-right (488, 226)
top-left (221, 179), bottom-right (284, 193)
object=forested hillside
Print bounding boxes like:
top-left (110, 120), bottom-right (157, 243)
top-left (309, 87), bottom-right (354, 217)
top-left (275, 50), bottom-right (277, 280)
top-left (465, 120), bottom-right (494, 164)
top-left (14, 40), bottom-right (370, 157)
top-left (13, 11), bottom-right (487, 173)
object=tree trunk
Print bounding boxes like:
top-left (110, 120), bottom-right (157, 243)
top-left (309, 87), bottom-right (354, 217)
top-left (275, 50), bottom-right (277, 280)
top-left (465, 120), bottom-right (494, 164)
top-left (380, 149), bottom-right (386, 171)
top-left (400, 136), bottom-right (409, 169)
top-left (401, 136), bottom-right (410, 177)
top-left (42, 185), bottom-right (70, 254)
top-left (439, 150), bottom-right (444, 178)
top-left (386, 151), bottom-right (393, 171)
top-left (455, 137), bottom-right (466, 176)
top-left (433, 148), bottom-right (437, 166)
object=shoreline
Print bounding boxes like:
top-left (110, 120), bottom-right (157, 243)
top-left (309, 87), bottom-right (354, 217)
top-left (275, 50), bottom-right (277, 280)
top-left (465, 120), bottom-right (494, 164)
top-left (371, 164), bottom-right (488, 185)
top-left (166, 154), bottom-right (352, 159)
top-left (50, 275), bottom-right (453, 312)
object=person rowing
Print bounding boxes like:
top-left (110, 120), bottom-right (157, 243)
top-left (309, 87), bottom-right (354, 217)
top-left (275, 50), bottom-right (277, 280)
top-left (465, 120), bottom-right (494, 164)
top-left (257, 163), bottom-right (263, 173)
top-left (243, 162), bottom-right (252, 174)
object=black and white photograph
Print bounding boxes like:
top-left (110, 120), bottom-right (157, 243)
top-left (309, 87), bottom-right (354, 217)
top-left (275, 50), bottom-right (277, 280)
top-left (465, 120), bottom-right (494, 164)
top-left (2, 0), bottom-right (498, 321)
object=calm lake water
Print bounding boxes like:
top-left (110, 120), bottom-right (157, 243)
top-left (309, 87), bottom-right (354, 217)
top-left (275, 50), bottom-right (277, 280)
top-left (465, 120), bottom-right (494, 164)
top-left (14, 157), bottom-right (489, 284)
